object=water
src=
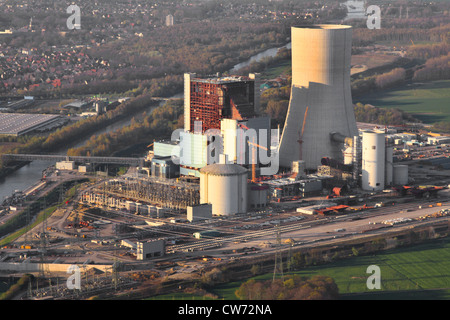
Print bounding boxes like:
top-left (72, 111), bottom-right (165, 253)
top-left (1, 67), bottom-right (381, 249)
top-left (230, 43), bottom-right (291, 73)
top-left (0, 43), bottom-right (290, 201)
top-left (0, 161), bottom-right (52, 201)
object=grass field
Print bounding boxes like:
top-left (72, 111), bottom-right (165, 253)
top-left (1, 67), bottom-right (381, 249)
top-left (355, 80), bottom-right (450, 124)
top-left (261, 59), bottom-right (291, 79)
top-left (151, 237), bottom-right (450, 300)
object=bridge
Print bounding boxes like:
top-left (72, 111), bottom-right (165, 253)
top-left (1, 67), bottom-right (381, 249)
top-left (2, 154), bottom-right (146, 167)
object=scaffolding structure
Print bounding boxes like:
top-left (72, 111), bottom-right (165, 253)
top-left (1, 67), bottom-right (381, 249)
top-left (84, 176), bottom-right (200, 211)
top-left (185, 74), bottom-right (258, 133)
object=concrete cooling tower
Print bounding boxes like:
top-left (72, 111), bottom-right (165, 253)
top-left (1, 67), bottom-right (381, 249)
top-left (278, 25), bottom-right (358, 170)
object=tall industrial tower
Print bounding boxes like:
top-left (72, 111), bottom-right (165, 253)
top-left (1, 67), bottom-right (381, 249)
top-left (278, 25), bottom-right (358, 170)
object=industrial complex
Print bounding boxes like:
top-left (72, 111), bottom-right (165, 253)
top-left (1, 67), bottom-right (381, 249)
top-left (1, 24), bottom-right (450, 299)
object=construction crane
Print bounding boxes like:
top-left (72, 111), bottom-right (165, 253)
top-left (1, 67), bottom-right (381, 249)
top-left (297, 106), bottom-right (309, 161)
top-left (248, 138), bottom-right (268, 183)
top-left (237, 122), bottom-right (269, 182)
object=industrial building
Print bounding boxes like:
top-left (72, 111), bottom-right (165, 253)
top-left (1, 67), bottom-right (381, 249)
top-left (56, 161), bottom-right (77, 171)
top-left (186, 203), bottom-right (212, 222)
top-left (248, 183), bottom-right (270, 209)
top-left (0, 113), bottom-right (66, 136)
top-left (136, 239), bottom-right (165, 260)
top-left (152, 72), bottom-right (271, 178)
top-left (427, 136), bottom-right (450, 145)
top-left (184, 72), bottom-right (261, 133)
top-left (150, 156), bottom-right (179, 179)
top-left (265, 175), bottom-right (325, 200)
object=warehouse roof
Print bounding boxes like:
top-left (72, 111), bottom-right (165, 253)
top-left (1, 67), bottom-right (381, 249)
top-left (0, 113), bottom-right (62, 136)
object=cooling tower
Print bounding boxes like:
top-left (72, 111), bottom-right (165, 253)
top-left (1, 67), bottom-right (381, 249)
top-left (278, 25), bottom-right (358, 170)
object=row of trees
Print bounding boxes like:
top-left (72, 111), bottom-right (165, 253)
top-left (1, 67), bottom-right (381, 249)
top-left (412, 54), bottom-right (450, 82)
top-left (406, 43), bottom-right (450, 61)
top-left (351, 20), bottom-right (450, 46)
top-left (354, 103), bottom-right (419, 125)
top-left (374, 67), bottom-right (407, 90)
top-left (259, 86), bottom-right (290, 128)
top-left (352, 64), bottom-right (410, 97)
top-left (235, 275), bottom-right (339, 300)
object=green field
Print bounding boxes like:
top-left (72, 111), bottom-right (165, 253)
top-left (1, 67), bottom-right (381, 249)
top-left (356, 80), bottom-right (450, 124)
top-left (217, 238), bottom-right (450, 300)
top-left (151, 238), bottom-right (450, 300)
top-left (261, 59), bottom-right (291, 79)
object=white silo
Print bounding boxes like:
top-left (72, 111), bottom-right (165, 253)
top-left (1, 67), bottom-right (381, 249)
top-left (200, 160), bottom-right (248, 216)
top-left (362, 131), bottom-right (385, 191)
top-left (393, 165), bottom-right (409, 186)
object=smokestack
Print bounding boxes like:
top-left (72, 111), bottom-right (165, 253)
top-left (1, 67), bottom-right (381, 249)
top-left (278, 25), bottom-right (358, 170)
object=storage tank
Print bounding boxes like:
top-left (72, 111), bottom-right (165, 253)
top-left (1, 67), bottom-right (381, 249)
top-left (362, 131), bottom-right (385, 191)
top-left (393, 165), bottom-right (408, 186)
top-left (200, 162), bottom-right (248, 216)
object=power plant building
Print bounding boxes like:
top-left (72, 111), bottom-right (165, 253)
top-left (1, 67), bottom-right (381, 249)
top-left (220, 117), bottom-right (271, 166)
top-left (278, 25), bottom-right (358, 170)
top-left (184, 73), bottom-right (261, 133)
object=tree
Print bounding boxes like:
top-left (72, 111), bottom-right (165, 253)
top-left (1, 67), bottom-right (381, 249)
top-left (235, 275), bottom-right (339, 300)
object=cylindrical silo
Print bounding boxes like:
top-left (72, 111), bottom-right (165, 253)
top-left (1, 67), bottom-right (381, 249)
top-left (200, 163), bottom-right (248, 216)
top-left (393, 165), bottom-right (409, 186)
top-left (385, 146), bottom-right (393, 186)
top-left (279, 25), bottom-right (358, 170)
top-left (362, 131), bottom-right (385, 191)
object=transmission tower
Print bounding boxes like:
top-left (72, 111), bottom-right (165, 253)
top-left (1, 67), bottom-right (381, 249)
top-left (272, 224), bottom-right (284, 283)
